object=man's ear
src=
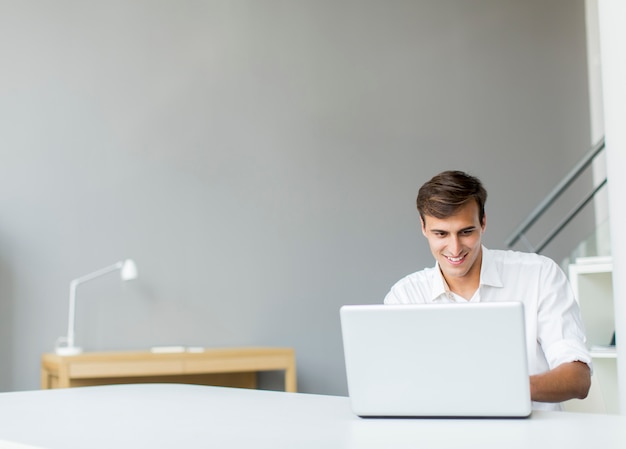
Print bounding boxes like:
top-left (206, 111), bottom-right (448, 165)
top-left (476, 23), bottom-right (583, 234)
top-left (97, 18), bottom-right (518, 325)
top-left (481, 214), bottom-right (487, 232)
top-left (420, 216), bottom-right (427, 237)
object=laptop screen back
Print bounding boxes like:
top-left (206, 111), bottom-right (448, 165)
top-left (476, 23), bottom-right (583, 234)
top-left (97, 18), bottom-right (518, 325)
top-left (340, 302), bottom-right (531, 418)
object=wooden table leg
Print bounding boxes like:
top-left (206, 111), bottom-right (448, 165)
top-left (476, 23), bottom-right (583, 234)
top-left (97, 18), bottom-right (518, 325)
top-left (284, 359), bottom-right (297, 393)
top-left (40, 367), bottom-right (50, 389)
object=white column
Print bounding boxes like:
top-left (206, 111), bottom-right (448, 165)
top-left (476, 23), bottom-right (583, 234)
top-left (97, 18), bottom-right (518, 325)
top-left (598, 0), bottom-right (626, 415)
top-left (585, 0), bottom-right (609, 248)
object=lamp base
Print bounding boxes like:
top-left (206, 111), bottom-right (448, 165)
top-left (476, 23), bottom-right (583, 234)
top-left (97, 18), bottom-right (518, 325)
top-left (55, 346), bottom-right (83, 356)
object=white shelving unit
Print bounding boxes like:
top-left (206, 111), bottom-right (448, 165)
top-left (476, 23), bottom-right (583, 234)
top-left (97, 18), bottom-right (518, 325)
top-left (564, 256), bottom-right (618, 414)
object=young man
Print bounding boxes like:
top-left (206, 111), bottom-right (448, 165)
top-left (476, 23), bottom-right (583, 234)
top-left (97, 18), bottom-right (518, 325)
top-left (384, 170), bottom-right (591, 411)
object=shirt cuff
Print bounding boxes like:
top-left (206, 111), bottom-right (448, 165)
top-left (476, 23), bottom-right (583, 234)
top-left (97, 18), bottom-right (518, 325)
top-left (544, 339), bottom-right (594, 375)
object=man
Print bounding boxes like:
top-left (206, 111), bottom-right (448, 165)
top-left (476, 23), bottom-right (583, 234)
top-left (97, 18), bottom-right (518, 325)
top-left (384, 170), bottom-right (591, 411)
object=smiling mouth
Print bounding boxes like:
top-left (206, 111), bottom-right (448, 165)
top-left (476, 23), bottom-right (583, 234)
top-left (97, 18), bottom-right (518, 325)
top-left (445, 254), bottom-right (466, 264)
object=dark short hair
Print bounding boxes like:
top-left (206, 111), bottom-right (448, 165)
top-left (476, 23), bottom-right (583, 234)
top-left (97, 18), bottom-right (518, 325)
top-left (416, 170), bottom-right (487, 224)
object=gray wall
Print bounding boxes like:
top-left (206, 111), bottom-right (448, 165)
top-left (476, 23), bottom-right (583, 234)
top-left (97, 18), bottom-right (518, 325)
top-left (0, 0), bottom-right (591, 394)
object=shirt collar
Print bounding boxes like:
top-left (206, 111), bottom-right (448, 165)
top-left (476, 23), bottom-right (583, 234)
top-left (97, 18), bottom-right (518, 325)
top-left (479, 246), bottom-right (503, 288)
top-left (428, 265), bottom-right (448, 301)
top-left (428, 246), bottom-right (503, 301)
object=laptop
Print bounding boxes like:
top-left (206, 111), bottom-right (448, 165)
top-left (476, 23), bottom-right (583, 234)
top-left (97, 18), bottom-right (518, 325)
top-left (340, 302), bottom-right (532, 418)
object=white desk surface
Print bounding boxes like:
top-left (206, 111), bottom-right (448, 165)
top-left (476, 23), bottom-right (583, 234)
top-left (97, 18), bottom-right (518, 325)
top-left (0, 384), bottom-right (624, 449)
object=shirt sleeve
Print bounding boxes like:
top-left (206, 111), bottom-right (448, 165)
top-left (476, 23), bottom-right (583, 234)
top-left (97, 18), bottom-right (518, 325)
top-left (536, 258), bottom-right (593, 372)
top-left (383, 272), bottom-right (431, 305)
top-left (384, 279), bottom-right (411, 304)
top-left (384, 283), bottom-right (405, 304)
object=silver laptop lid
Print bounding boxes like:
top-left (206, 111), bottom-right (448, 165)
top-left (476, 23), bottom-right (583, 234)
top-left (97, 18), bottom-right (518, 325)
top-left (340, 302), bottom-right (531, 418)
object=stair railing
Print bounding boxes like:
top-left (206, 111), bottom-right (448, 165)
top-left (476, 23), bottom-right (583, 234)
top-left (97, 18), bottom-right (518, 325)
top-left (505, 137), bottom-right (606, 253)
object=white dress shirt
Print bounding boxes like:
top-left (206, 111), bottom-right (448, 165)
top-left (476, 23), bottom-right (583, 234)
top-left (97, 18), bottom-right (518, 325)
top-left (383, 246), bottom-right (592, 411)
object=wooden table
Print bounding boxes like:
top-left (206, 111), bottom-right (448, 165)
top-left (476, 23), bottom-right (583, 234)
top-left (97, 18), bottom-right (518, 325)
top-left (41, 347), bottom-right (297, 392)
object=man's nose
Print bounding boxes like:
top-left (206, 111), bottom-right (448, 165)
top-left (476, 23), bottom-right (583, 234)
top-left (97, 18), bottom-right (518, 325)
top-left (448, 235), bottom-right (461, 255)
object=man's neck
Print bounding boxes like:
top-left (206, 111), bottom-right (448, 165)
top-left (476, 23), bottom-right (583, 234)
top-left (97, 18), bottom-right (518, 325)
top-left (443, 274), bottom-right (480, 301)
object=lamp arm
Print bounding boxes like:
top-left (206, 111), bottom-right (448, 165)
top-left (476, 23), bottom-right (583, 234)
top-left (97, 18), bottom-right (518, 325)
top-left (66, 281), bottom-right (78, 348)
top-left (71, 262), bottom-right (124, 285)
top-left (64, 261), bottom-right (125, 349)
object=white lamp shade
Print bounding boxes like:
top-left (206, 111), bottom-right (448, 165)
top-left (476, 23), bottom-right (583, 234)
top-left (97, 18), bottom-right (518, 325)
top-left (121, 259), bottom-right (138, 281)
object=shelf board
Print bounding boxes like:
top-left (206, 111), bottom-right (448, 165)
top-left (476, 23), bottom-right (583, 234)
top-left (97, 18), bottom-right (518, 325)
top-left (590, 346), bottom-right (617, 358)
top-left (575, 256), bottom-right (613, 265)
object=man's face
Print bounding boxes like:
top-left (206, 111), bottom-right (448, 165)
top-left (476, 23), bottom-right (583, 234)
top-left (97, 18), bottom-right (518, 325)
top-left (421, 201), bottom-right (486, 284)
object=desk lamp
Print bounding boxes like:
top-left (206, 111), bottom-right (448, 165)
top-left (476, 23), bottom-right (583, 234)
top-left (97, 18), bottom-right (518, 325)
top-left (55, 259), bottom-right (138, 356)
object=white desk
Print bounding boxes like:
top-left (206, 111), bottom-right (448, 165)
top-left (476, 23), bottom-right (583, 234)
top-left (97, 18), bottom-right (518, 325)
top-left (0, 384), bottom-right (624, 449)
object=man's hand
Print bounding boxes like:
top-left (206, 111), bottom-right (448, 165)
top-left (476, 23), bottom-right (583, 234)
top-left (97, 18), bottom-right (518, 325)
top-left (530, 361), bottom-right (591, 403)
